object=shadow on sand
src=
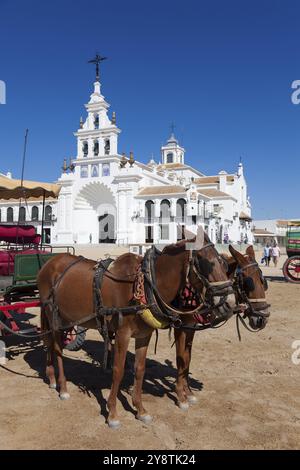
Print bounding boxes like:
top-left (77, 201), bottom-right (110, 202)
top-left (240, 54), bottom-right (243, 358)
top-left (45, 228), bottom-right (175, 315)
top-left (264, 275), bottom-right (287, 283)
top-left (2, 336), bottom-right (203, 421)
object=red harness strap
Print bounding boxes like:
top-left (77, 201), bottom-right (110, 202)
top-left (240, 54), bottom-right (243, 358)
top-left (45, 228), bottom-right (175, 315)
top-left (133, 264), bottom-right (147, 305)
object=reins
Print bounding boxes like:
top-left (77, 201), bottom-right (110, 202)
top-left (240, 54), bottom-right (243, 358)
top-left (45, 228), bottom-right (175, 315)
top-left (233, 257), bottom-right (270, 340)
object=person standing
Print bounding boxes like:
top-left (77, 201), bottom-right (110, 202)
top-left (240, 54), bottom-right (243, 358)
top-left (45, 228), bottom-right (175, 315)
top-left (271, 242), bottom-right (280, 267)
top-left (263, 243), bottom-right (271, 266)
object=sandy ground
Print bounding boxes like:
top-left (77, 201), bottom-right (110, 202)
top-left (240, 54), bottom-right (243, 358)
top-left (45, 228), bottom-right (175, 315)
top-left (0, 246), bottom-right (300, 450)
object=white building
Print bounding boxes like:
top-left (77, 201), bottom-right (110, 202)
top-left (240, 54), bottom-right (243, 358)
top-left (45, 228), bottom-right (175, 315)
top-left (253, 219), bottom-right (300, 246)
top-left (0, 69), bottom-right (253, 246)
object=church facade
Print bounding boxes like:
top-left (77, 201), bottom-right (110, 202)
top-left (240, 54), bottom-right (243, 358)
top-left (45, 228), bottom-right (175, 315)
top-left (0, 69), bottom-right (253, 247)
top-left (56, 73), bottom-right (252, 246)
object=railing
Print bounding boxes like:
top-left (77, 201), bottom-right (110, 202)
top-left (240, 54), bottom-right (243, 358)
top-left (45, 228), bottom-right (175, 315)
top-left (0, 219), bottom-right (57, 226)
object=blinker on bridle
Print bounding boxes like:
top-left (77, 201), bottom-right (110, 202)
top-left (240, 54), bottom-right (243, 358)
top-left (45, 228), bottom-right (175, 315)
top-left (185, 241), bottom-right (233, 299)
top-left (235, 260), bottom-right (270, 317)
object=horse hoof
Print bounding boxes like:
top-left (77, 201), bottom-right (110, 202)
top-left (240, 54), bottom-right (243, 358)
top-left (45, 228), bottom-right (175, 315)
top-left (108, 419), bottom-right (121, 429)
top-left (49, 383), bottom-right (57, 390)
top-left (59, 392), bottom-right (70, 400)
top-left (137, 414), bottom-right (153, 425)
top-left (178, 401), bottom-right (189, 411)
top-left (187, 395), bottom-right (198, 404)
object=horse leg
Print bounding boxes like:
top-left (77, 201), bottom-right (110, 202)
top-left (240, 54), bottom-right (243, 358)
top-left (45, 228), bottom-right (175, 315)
top-left (132, 335), bottom-right (152, 424)
top-left (53, 331), bottom-right (69, 400)
top-left (182, 330), bottom-right (197, 404)
top-left (46, 338), bottom-right (57, 390)
top-left (174, 328), bottom-right (195, 409)
top-left (107, 328), bottom-right (131, 429)
top-left (42, 307), bottom-right (56, 390)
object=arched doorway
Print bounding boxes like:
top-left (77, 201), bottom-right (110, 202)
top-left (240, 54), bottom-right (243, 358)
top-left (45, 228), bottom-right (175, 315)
top-left (74, 182), bottom-right (117, 244)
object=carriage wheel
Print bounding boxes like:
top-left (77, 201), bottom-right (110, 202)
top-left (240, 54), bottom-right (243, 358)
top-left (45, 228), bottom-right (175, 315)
top-left (283, 256), bottom-right (300, 284)
top-left (63, 326), bottom-right (86, 351)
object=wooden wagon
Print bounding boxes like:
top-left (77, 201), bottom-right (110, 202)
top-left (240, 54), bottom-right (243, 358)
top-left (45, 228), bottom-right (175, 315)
top-left (282, 221), bottom-right (300, 283)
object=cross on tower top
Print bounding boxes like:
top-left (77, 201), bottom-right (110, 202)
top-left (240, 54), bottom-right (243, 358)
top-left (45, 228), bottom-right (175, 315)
top-left (88, 53), bottom-right (107, 81)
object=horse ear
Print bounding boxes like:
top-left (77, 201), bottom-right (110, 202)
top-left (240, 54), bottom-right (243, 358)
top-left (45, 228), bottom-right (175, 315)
top-left (229, 244), bottom-right (247, 266)
top-left (246, 245), bottom-right (256, 261)
top-left (223, 254), bottom-right (238, 277)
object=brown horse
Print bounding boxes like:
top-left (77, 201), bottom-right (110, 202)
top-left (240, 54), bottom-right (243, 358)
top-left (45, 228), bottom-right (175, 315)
top-left (174, 243), bottom-right (271, 408)
top-left (38, 234), bottom-right (235, 428)
top-left (227, 244), bottom-right (270, 329)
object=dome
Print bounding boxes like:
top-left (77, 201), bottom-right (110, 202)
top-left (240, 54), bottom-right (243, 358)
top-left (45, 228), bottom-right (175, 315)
top-left (167, 132), bottom-right (178, 145)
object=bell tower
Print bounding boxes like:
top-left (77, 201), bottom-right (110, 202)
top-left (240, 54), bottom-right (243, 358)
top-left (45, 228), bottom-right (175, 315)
top-left (161, 125), bottom-right (185, 165)
top-left (74, 54), bottom-right (121, 160)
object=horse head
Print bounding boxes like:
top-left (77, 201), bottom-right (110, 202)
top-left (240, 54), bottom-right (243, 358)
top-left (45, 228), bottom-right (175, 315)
top-left (182, 226), bottom-right (236, 323)
top-left (228, 244), bottom-right (270, 330)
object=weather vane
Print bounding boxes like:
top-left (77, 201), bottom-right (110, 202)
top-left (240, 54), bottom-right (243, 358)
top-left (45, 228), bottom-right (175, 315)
top-left (170, 122), bottom-right (176, 134)
top-left (88, 53), bottom-right (107, 81)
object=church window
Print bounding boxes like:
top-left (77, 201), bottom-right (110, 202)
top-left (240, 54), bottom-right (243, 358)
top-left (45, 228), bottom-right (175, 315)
top-left (145, 226), bottom-right (153, 243)
top-left (93, 140), bottom-right (99, 156)
top-left (177, 225), bottom-right (185, 241)
top-left (7, 207), bottom-right (13, 222)
top-left (80, 165), bottom-right (88, 178)
top-left (82, 141), bottom-right (88, 157)
top-left (160, 224), bottom-right (169, 240)
top-left (160, 199), bottom-right (171, 222)
top-left (102, 163), bottom-right (110, 177)
top-left (45, 205), bottom-right (52, 221)
top-left (104, 139), bottom-right (110, 155)
top-left (145, 200), bottom-right (154, 223)
top-left (166, 153), bottom-right (173, 163)
top-left (31, 206), bottom-right (39, 221)
top-left (176, 198), bottom-right (186, 222)
top-left (91, 165), bottom-right (99, 177)
top-left (94, 114), bottom-right (99, 129)
top-left (19, 207), bottom-right (26, 222)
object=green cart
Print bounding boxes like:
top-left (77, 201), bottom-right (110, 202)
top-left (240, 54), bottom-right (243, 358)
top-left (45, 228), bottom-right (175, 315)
top-left (283, 221), bottom-right (300, 283)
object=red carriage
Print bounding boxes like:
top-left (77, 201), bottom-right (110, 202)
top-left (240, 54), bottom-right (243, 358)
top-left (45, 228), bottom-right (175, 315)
top-left (0, 182), bottom-right (84, 350)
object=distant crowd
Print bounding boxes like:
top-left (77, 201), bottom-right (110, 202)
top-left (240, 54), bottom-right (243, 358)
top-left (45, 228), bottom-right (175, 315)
top-left (261, 242), bottom-right (280, 267)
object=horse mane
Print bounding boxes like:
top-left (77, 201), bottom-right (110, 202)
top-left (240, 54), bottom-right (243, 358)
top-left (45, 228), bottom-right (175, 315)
top-left (162, 239), bottom-right (192, 255)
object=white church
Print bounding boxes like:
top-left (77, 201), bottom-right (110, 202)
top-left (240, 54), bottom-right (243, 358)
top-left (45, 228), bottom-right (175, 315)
top-left (0, 64), bottom-right (253, 247)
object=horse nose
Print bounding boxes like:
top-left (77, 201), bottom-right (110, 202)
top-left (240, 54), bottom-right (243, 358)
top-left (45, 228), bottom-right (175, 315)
top-left (250, 314), bottom-right (268, 330)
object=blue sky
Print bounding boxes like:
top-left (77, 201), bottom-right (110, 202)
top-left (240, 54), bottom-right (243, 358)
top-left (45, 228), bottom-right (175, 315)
top-left (0, 0), bottom-right (299, 219)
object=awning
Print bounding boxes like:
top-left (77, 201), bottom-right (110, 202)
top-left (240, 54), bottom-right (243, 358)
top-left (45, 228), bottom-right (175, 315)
top-left (239, 211), bottom-right (252, 221)
top-left (0, 224), bottom-right (41, 243)
top-left (287, 220), bottom-right (300, 227)
top-left (0, 176), bottom-right (60, 200)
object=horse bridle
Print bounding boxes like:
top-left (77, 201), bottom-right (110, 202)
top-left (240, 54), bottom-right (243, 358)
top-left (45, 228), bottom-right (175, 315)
top-left (187, 242), bottom-right (233, 310)
top-left (142, 243), bottom-right (234, 329)
top-left (235, 260), bottom-right (270, 322)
